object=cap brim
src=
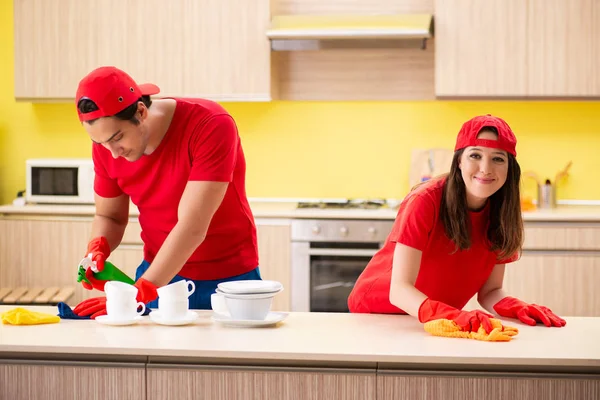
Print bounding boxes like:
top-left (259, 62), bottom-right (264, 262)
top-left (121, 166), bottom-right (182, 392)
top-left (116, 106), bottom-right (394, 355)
top-left (139, 83), bottom-right (160, 96)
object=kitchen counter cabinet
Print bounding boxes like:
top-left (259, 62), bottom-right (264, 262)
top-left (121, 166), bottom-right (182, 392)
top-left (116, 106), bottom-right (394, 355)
top-left (147, 365), bottom-right (376, 400)
top-left (377, 371), bottom-right (599, 400)
top-left (1, 306), bottom-right (599, 400)
top-left (0, 215), bottom-right (292, 309)
top-left (0, 360), bottom-right (146, 400)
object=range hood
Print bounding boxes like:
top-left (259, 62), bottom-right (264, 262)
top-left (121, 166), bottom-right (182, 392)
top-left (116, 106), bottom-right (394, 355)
top-left (267, 14), bottom-right (434, 51)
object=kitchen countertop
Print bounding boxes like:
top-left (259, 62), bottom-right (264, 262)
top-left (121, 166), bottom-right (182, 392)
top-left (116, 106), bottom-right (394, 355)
top-left (1, 306), bottom-right (599, 372)
top-left (0, 202), bottom-right (600, 222)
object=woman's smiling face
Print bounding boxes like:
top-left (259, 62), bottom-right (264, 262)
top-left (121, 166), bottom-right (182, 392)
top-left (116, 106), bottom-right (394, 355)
top-left (459, 129), bottom-right (509, 210)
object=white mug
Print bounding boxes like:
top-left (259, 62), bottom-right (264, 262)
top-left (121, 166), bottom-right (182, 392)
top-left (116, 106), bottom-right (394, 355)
top-left (157, 280), bottom-right (195, 300)
top-left (210, 292), bottom-right (229, 315)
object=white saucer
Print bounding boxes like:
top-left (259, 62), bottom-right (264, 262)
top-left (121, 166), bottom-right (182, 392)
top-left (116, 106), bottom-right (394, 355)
top-left (95, 315), bottom-right (144, 326)
top-left (211, 312), bottom-right (288, 328)
top-left (149, 310), bottom-right (199, 326)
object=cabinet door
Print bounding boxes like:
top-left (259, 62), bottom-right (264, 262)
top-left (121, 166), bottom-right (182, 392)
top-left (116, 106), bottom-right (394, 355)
top-left (256, 223), bottom-right (291, 311)
top-left (0, 361), bottom-right (145, 400)
top-left (434, 0), bottom-right (528, 97)
top-left (0, 217), bottom-right (92, 304)
top-left (503, 252), bottom-right (600, 317)
top-left (527, 0), bottom-right (600, 96)
top-left (107, 245), bottom-right (145, 284)
top-left (14, 0), bottom-right (273, 101)
top-left (464, 252), bottom-right (600, 317)
top-left (147, 365), bottom-right (376, 400)
top-left (378, 371), bottom-right (600, 400)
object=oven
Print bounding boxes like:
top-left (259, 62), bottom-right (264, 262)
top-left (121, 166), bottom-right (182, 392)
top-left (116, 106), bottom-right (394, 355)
top-left (291, 218), bottom-right (394, 313)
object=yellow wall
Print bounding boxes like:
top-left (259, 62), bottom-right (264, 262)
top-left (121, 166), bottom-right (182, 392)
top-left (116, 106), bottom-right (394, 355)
top-left (1, 2), bottom-right (599, 205)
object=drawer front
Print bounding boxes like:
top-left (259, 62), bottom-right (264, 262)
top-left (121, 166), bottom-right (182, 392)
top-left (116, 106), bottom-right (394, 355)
top-left (122, 221), bottom-right (143, 245)
top-left (523, 223), bottom-right (600, 251)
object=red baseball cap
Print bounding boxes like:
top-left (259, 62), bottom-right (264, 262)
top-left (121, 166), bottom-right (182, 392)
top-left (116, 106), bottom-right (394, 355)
top-left (75, 66), bottom-right (160, 122)
top-left (454, 114), bottom-right (517, 157)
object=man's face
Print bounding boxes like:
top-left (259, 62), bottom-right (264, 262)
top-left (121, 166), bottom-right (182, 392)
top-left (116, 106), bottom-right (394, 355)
top-left (84, 106), bottom-right (148, 162)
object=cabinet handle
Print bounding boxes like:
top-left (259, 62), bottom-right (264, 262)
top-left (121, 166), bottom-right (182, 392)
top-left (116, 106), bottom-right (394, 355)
top-left (0, 359), bottom-right (145, 368)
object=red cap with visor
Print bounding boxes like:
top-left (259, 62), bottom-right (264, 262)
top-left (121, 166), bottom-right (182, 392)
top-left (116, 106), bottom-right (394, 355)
top-left (75, 66), bottom-right (160, 122)
top-left (454, 114), bottom-right (517, 157)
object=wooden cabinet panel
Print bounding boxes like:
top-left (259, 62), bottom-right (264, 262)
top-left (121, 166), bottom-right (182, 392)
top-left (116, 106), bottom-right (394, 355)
top-left (434, 0), bottom-right (528, 97)
top-left (107, 245), bottom-right (144, 283)
top-left (0, 217), bottom-right (92, 304)
top-left (0, 362), bottom-right (145, 400)
top-left (527, 0), bottom-right (599, 96)
top-left (147, 366), bottom-right (376, 400)
top-left (14, 0), bottom-right (273, 101)
top-left (524, 223), bottom-right (600, 250)
top-left (464, 252), bottom-right (600, 316)
top-left (256, 223), bottom-right (291, 311)
top-left (377, 372), bottom-right (600, 400)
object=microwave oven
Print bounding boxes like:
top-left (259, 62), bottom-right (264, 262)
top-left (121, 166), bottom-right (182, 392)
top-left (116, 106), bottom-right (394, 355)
top-left (26, 158), bottom-right (95, 204)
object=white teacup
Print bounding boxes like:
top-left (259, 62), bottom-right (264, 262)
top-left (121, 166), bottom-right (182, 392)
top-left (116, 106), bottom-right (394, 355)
top-left (104, 281), bottom-right (145, 320)
top-left (157, 280), bottom-right (195, 300)
top-left (106, 298), bottom-right (145, 321)
top-left (157, 298), bottom-right (189, 320)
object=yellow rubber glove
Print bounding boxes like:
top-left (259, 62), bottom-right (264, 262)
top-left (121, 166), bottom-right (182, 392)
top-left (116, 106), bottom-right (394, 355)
top-left (424, 318), bottom-right (518, 342)
top-left (1, 307), bottom-right (60, 325)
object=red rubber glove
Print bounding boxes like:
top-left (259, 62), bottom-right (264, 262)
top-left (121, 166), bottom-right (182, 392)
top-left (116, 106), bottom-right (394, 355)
top-left (73, 296), bottom-right (107, 319)
top-left (82, 268), bottom-right (110, 292)
top-left (418, 298), bottom-right (495, 334)
top-left (135, 278), bottom-right (158, 304)
top-left (86, 236), bottom-right (111, 272)
top-left (493, 296), bottom-right (566, 327)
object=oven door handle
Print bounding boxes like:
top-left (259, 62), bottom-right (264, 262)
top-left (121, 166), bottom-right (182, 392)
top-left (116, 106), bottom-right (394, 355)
top-left (307, 248), bottom-right (379, 257)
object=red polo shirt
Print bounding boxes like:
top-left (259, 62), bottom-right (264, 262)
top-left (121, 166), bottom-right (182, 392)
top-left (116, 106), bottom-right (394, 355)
top-left (348, 178), bottom-right (518, 313)
top-left (92, 98), bottom-right (258, 280)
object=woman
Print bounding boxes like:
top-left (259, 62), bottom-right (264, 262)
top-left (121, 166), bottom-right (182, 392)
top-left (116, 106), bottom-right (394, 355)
top-left (348, 114), bottom-right (566, 333)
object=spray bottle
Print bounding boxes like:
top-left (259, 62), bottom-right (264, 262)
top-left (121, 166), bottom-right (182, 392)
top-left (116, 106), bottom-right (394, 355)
top-left (77, 254), bottom-right (135, 286)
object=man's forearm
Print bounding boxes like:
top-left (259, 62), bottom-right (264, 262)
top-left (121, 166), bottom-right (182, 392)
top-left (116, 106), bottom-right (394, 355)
top-left (138, 222), bottom-right (206, 287)
top-left (90, 214), bottom-right (127, 252)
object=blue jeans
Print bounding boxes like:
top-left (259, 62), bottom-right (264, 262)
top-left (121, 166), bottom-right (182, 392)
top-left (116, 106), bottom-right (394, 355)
top-left (135, 260), bottom-right (262, 310)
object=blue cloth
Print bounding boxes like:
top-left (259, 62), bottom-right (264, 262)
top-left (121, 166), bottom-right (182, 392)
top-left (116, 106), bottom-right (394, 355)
top-left (135, 260), bottom-right (262, 310)
top-left (57, 301), bottom-right (151, 319)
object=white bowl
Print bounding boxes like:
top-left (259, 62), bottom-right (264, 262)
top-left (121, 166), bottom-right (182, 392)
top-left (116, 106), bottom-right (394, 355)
top-left (224, 294), bottom-right (274, 321)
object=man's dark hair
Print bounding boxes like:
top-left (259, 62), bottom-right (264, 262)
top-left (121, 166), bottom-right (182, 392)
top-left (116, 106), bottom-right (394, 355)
top-left (77, 96), bottom-right (152, 125)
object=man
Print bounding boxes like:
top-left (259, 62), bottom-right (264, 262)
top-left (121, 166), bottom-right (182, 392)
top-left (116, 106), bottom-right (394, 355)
top-left (73, 66), bottom-right (260, 318)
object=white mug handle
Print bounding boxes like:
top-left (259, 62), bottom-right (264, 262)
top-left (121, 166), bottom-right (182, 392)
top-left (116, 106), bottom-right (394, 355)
top-left (186, 280), bottom-right (196, 297)
top-left (136, 302), bottom-right (146, 316)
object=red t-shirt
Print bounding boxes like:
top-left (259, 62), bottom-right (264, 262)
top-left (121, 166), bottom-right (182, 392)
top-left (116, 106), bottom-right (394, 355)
top-left (92, 98), bottom-right (258, 280)
top-left (348, 178), bottom-right (518, 314)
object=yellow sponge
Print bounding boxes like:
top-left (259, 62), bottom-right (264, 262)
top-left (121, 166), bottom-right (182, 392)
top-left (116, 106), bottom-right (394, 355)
top-left (1, 307), bottom-right (60, 325)
top-left (424, 318), bottom-right (518, 342)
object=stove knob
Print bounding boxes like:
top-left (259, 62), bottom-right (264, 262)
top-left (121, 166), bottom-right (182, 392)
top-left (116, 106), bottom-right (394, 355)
top-left (367, 227), bottom-right (377, 236)
top-left (312, 225), bottom-right (321, 235)
top-left (340, 226), bottom-right (349, 237)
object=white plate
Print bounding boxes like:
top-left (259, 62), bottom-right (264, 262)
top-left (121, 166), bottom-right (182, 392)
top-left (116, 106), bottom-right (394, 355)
top-left (95, 315), bottom-right (144, 326)
top-left (149, 310), bottom-right (199, 326)
top-left (217, 280), bottom-right (283, 295)
top-left (211, 312), bottom-right (288, 328)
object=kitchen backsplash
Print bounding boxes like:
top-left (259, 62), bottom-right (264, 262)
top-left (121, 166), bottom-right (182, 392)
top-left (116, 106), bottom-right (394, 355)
top-left (1, 1), bottom-right (599, 205)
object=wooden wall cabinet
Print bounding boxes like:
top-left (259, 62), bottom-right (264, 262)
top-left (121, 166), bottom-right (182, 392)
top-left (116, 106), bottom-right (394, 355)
top-left (435, 0), bottom-right (600, 97)
top-left (14, 0), bottom-right (274, 101)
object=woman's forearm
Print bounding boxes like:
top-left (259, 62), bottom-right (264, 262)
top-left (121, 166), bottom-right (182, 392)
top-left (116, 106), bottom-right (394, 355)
top-left (478, 288), bottom-right (509, 314)
top-left (389, 283), bottom-right (428, 317)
